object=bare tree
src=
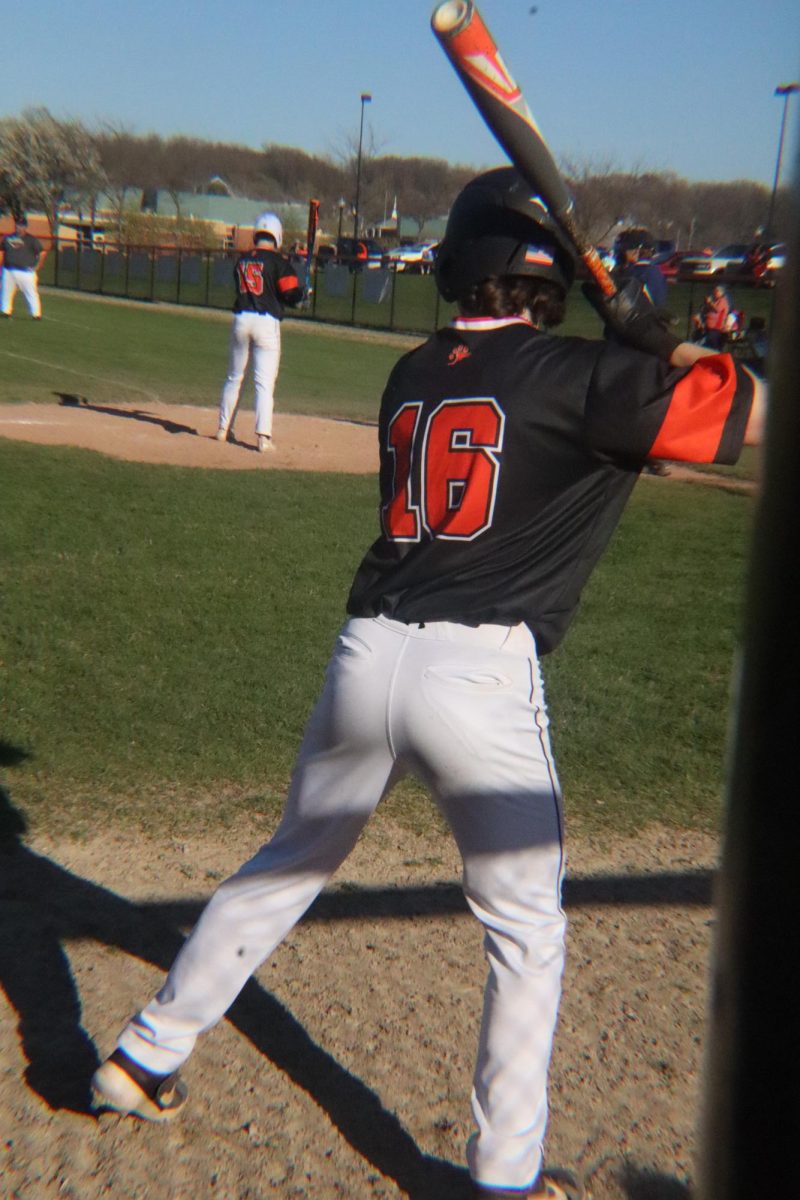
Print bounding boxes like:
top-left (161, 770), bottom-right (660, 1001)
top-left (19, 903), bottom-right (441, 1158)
top-left (0, 106), bottom-right (105, 232)
top-left (5, 110), bottom-right (788, 252)
top-left (371, 155), bottom-right (472, 239)
top-left (95, 124), bottom-right (156, 237)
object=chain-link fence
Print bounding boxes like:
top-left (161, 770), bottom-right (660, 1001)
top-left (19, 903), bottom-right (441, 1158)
top-left (37, 240), bottom-right (456, 335)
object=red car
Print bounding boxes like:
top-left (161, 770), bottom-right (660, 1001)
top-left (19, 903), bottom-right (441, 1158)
top-left (657, 249), bottom-right (709, 282)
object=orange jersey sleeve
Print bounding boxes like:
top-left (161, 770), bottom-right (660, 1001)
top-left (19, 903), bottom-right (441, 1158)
top-left (648, 353), bottom-right (748, 463)
top-left (586, 344), bottom-right (754, 466)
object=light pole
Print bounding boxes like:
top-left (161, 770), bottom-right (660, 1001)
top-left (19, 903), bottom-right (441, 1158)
top-left (353, 92), bottom-right (372, 243)
top-left (765, 82), bottom-right (799, 238)
top-left (337, 197), bottom-right (346, 247)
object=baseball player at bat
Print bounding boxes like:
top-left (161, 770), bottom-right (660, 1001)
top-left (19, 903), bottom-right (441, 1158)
top-left (92, 170), bottom-right (764, 1199)
top-left (215, 211), bottom-right (303, 453)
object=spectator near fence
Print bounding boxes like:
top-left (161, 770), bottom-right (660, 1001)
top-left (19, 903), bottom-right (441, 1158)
top-left (691, 284), bottom-right (732, 351)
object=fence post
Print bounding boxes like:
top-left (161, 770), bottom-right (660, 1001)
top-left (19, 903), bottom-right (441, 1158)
top-left (388, 268), bottom-right (397, 331)
top-left (350, 268), bottom-right (358, 325)
top-left (204, 251), bottom-right (211, 307)
top-left (76, 240), bottom-right (82, 291)
top-left (99, 244), bottom-right (106, 294)
top-left (124, 245), bottom-right (131, 298)
top-left (149, 247), bottom-right (156, 301)
top-left (54, 237), bottom-right (60, 289)
top-left (177, 247), bottom-right (183, 305)
top-left (311, 260), bottom-right (318, 317)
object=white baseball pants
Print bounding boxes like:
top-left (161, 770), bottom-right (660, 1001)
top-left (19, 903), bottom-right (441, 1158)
top-left (1, 267), bottom-right (41, 317)
top-left (217, 312), bottom-right (281, 438)
top-left (117, 615), bottom-right (567, 1191)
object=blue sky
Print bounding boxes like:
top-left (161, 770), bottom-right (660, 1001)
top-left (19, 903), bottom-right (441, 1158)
top-left (4, 0), bottom-right (800, 187)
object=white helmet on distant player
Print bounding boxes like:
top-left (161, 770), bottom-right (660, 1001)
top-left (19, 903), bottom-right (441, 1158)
top-left (254, 211), bottom-right (283, 249)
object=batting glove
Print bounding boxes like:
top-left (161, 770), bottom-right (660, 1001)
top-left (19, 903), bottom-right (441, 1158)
top-left (582, 276), bottom-right (681, 362)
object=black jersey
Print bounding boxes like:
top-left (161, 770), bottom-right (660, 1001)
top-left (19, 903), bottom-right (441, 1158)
top-left (232, 247), bottom-right (302, 318)
top-left (2, 231), bottom-right (42, 270)
top-left (347, 316), bottom-right (754, 654)
top-left (619, 259), bottom-right (668, 309)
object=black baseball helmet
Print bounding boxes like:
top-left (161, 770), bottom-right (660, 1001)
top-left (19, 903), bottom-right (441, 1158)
top-left (434, 167), bottom-right (575, 303)
top-left (614, 227), bottom-right (655, 256)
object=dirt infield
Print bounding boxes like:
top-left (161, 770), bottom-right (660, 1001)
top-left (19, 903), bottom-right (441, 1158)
top-left (0, 400), bottom-right (379, 473)
top-left (1, 814), bottom-right (717, 1200)
top-left (0, 399), bottom-right (755, 494)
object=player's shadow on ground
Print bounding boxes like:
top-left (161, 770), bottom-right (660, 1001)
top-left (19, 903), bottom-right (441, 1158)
top-left (617, 1162), bottom-right (691, 1199)
top-left (0, 775), bottom-right (707, 1200)
top-left (0, 782), bottom-right (471, 1199)
top-left (54, 392), bottom-right (198, 437)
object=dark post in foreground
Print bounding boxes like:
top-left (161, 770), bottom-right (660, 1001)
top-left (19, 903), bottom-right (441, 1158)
top-left (697, 152), bottom-right (799, 1198)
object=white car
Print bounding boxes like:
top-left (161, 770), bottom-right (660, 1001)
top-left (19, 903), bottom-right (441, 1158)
top-left (382, 242), bottom-right (437, 273)
top-left (677, 243), bottom-right (751, 281)
top-left (767, 242), bottom-right (787, 272)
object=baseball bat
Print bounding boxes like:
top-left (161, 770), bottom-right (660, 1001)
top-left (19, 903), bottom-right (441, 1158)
top-left (431, 0), bottom-right (616, 297)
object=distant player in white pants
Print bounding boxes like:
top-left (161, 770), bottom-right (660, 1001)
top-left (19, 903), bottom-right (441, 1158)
top-left (1, 214), bottom-right (44, 319)
top-left (216, 212), bottom-right (302, 453)
top-left (92, 169), bottom-right (763, 1200)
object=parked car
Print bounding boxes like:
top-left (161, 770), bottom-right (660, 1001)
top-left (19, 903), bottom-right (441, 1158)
top-left (656, 249), bottom-right (703, 282)
top-left (596, 245), bottom-right (615, 271)
top-left (382, 241), bottom-right (438, 273)
top-left (651, 239), bottom-right (676, 262)
top-left (677, 243), bottom-right (750, 281)
top-left (317, 237), bottom-right (384, 270)
top-left (420, 242), bottom-right (439, 272)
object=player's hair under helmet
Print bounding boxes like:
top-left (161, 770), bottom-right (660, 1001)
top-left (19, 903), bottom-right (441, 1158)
top-left (254, 211), bottom-right (283, 249)
top-left (434, 167), bottom-right (575, 303)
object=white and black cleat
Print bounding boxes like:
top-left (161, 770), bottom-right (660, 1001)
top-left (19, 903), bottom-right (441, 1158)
top-left (92, 1048), bottom-right (188, 1122)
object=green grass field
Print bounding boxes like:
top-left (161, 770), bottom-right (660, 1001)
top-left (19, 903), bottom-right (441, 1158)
top-left (1, 280), bottom-right (772, 424)
top-left (1, 290), bottom-right (759, 840)
top-left (0, 291), bottom-right (408, 420)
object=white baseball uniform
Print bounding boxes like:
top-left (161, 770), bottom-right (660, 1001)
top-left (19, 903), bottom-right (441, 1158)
top-left (216, 246), bottom-right (302, 441)
top-left (117, 615), bottom-right (565, 1188)
top-left (1, 228), bottom-right (43, 318)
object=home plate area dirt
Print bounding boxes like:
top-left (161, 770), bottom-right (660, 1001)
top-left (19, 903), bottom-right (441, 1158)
top-left (0, 398), bottom-right (754, 492)
top-left (0, 814), bottom-right (720, 1200)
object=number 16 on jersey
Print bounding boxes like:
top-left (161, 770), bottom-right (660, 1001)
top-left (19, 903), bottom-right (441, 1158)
top-left (382, 398), bottom-right (505, 541)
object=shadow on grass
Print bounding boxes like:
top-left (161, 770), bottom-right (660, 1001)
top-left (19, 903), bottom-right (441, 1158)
top-left (0, 777), bottom-right (712, 1200)
top-left (54, 392), bottom-right (198, 437)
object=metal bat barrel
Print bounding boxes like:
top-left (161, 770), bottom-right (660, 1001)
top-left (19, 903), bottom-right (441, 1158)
top-left (432, 0), bottom-right (616, 297)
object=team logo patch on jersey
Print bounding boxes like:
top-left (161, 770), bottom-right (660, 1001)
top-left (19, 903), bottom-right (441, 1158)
top-left (524, 245), bottom-right (555, 266)
top-left (448, 344), bottom-right (471, 366)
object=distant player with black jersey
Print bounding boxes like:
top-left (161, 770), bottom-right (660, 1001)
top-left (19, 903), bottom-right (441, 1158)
top-left (92, 170), bottom-right (764, 1199)
top-left (216, 211), bottom-right (302, 452)
top-left (1, 214), bottom-right (45, 319)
